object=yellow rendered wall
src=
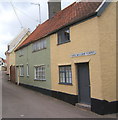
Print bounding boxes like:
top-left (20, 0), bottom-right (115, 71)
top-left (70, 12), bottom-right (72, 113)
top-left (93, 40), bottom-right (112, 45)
top-left (50, 17), bottom-right (103, 100)
top-left (98, 2), bottom-right (117, 101)
top-left (50, 3), bottom-right (116, 101)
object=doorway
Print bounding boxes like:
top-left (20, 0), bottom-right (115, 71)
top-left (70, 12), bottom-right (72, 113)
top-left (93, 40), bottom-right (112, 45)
top-left (77, 63), bottom-right (91, 105)
top-left (10, 65), bottom-right (16, 83)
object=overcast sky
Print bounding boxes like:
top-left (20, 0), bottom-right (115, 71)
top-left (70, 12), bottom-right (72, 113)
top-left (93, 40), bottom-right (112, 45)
top-left (0, 0), bottom-right (76, 59)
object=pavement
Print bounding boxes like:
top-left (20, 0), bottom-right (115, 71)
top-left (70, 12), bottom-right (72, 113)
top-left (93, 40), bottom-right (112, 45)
top-left (1, 71), bottom-right (117, 118)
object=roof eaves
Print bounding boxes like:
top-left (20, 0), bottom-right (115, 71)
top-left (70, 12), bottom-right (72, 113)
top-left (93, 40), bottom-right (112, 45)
top-left (96, 0), bottom-right (111, 16)
top-left (46, 12), bottom-right (98, 37)
top-left (15, 12), bottom-right (98, 51)
top-left (15, 41), bottom-right (32, 52)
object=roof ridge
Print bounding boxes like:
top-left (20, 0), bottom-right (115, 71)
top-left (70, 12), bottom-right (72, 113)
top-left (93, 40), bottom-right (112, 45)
top-left (16, 1), bottom-right (104, 51)
top-left (18, 2), bottom-right (77, 47)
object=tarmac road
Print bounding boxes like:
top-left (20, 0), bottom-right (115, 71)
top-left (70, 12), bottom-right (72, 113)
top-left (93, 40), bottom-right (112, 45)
top-left (1, 71), bottom-right (117, 118)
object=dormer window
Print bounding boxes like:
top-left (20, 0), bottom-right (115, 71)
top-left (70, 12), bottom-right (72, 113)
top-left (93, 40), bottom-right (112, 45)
top-left (57, 27), bottom-right (70, 45)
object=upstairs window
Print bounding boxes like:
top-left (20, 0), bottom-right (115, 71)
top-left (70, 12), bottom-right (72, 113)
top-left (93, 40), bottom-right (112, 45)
top-left (58, 28), bottom-right (70, 45)
top-left (32, 39), bottom-right (46, 52)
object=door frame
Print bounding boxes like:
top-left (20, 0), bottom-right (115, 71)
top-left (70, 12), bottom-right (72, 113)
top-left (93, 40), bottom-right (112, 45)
top-left (76, 62), bottom-right (91, 105)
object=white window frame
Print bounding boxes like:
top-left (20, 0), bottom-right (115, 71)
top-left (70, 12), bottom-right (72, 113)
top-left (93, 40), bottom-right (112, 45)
top-left (32, 39), bottom-right (47, 52)
top-left (19, 65), bottom-right (24, 77)
top-left (27, 64), bottom-right (29, 77)
top-left (34, 65), bottom-right (46, 81)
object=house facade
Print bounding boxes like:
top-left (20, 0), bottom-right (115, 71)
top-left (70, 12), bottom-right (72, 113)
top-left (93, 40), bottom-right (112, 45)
top-left (50, 2), bottom-right (117, 115)
top-left (15, 1), bottom-right (117, 115)
top-left (5, 28), bottom-right (30, 76)
top-left (15, 36), bottom-right (51, 91)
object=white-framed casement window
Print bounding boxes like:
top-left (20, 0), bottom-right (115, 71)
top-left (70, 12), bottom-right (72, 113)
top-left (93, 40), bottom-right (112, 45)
top-left (34, 65), bottom-right (46, 81)
top-left (27, 64), bottom-right (29, 77)
top-left (19, 65), bottom-right (24, 76)
top-left (32, 39), bottom-right (46, 52)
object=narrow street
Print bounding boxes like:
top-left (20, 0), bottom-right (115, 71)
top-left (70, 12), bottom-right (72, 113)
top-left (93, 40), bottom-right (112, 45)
top-left (1, 71), bottom-right (116, 118)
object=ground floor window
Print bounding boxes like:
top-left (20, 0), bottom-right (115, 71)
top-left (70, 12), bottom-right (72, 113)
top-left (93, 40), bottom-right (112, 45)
top-left (34, 65), bottom-right (46, 81)
top-left (27, 64), bottom-right (29, 77)
top-left (59, 65), bottom-right (72, 84)
top-left (19, 65), bottom-right (24, 76)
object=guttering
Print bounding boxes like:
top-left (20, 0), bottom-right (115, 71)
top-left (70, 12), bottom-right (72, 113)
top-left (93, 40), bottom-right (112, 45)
top-left (15, 12), bottom-right (97, 52)
top-left (96, 0), bottom-right (111, 16)
top-left (16, 0), bottom-right (111, 52)
top-left (96, 0), bottom-right (106, 12)
top-left (15, 41), bottom-right (32, 52)
top-left (48, 12), bottom-right (97, 35)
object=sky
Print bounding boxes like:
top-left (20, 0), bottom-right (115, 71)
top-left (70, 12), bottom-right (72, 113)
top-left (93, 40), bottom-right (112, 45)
top-left (0, 0), bottom-right (76, 59)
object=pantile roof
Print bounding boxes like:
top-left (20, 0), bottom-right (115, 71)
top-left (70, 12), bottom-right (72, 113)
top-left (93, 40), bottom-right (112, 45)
top-left (16, 1), bottom-right (103, 51)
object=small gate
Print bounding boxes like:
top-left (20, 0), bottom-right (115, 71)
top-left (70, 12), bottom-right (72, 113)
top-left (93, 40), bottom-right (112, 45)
top-left (10, 65), bottom-right (16, 83)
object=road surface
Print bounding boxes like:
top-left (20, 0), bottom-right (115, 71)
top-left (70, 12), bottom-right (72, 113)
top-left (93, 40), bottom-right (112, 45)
top-left (1, 71), bottom-right (117, 118)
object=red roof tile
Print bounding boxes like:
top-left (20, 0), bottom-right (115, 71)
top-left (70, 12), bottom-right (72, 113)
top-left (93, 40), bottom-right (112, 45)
top-left (16, 1), bottom-right (102, 51)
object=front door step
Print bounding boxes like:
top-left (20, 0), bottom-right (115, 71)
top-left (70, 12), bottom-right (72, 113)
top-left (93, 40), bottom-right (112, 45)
top-left (76, 103), bottom-right (91, 111)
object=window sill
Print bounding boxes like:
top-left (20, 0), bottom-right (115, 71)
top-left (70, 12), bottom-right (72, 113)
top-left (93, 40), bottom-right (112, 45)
top-left (58, 83), bottom-right (73, 85)
top-left (57, 40), bottom-right (70, 46)
top-left (32, 48), bottom-right (47, 53)
top-left (20, 75), bottom-right (24, 77)
top-left (34, 79), bottom-right (46, 81)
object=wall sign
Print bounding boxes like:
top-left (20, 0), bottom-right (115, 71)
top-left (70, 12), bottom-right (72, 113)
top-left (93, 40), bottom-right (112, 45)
top-left (71, 51), bottom-right (96, 57)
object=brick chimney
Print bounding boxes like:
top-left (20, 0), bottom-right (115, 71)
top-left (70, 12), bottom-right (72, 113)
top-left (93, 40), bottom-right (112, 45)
top-left (48, 0), bottom-right (61, 19)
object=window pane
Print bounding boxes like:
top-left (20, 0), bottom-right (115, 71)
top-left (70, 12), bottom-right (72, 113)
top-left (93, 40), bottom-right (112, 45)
top-left (58, 28), bottom-right (70, 44)
top-left (68, 66), bottom-right (72, 83)
top-left (20, 65), bottom-right (24, 76)
top-left (65, 29), bottom-right (70, 41)
top-left (34, 66), bottom-right (46, 80)
top-left (40, 41), bottom-right (42, 49)
top-left (66, 69), bottom-right (69, 83)
top-left (62, 72), bottom-right (65, 83)
top-left (59, 66), bottom-right (72, 84)
top-left (43, 40), bottom-right (46, 48)
top-left (27, 65), bottom-right (29, 76)
top-left (32, 44), bottom-right (35, 51)
top-left (32, 40), bottom-right (46, 52)
top-left (58, 33), bottom-right (62, 44)
top-left (37, 41), bottom-right (40, 50)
